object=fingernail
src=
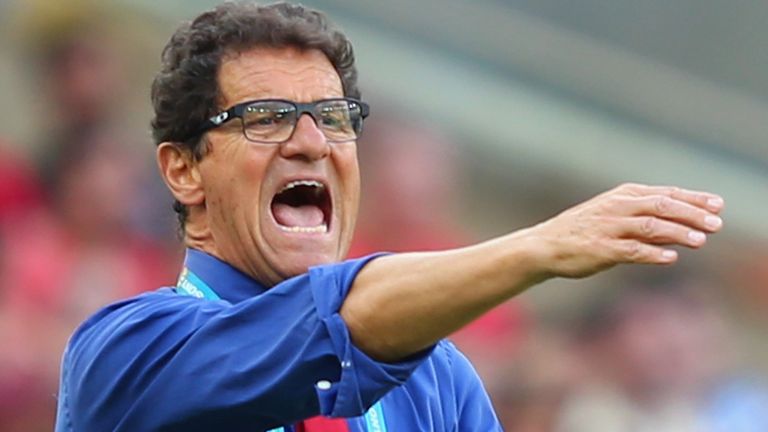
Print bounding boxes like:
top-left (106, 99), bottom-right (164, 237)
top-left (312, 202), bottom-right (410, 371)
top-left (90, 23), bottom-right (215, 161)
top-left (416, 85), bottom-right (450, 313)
top-left (662, 250), bottom-right (678, 261)
top-left (688, 231), bottom-right (706, 243)
top-left (707, 197), bottom-right (724, 210)
top-left (705, 215), bottom-right (723, 230)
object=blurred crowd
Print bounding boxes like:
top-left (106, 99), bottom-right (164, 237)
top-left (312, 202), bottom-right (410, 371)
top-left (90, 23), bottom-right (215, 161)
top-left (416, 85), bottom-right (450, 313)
top-left (1, 1), bottom-right (767, 431)
top-left (0, 3), bottom-right (179, 430)
top-left (351, 114), bottom-right (768, 432)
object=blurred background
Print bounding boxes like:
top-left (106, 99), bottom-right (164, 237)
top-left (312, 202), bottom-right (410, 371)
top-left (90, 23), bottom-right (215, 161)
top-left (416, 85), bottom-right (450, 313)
top-left (0, 0), bottom-right (766, 430)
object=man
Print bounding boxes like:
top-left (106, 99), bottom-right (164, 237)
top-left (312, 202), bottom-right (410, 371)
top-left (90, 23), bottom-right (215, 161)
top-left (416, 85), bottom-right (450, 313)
top-left (55, 2), bottom-right (724, 431)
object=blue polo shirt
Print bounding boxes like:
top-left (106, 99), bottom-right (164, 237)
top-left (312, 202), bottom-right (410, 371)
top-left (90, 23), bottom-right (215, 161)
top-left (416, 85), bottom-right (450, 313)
top-left (55, 249), bottom-right (501, 431)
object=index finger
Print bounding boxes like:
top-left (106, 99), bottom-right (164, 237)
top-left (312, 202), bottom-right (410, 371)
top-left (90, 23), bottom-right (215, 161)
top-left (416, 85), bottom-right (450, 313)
top-left (617, 183), bottom-right (724, 214)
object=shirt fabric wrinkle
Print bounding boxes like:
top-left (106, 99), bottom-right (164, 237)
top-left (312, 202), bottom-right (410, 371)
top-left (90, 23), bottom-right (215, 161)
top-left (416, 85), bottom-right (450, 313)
top-left (54, 248), bottom-right (501, 431)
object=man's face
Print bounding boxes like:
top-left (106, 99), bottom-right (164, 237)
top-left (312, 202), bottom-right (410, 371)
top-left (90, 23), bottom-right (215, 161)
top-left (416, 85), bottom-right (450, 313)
top-left (196, 47), bottom-right (360, 286)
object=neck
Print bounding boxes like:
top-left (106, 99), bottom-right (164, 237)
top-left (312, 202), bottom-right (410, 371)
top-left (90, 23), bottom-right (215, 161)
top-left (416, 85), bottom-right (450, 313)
top-left (183, 211), bottom-right (217, 257)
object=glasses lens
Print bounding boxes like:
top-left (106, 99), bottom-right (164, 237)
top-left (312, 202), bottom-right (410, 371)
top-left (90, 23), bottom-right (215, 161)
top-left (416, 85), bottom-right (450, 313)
top-left (242, 101), bottom-right (296, 142)
top-left (317, 100), bottom-right (362, 141)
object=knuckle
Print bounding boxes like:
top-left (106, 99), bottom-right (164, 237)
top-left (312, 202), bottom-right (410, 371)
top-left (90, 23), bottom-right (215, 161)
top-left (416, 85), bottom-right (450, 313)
top-left (623, 242), bottom-right (644, 261)
top-left (654, 196), bottom-right (672, 215)
top-left (618, 182), bottom-right (640, 193)
top-left (600, 195), bottom-right (623, 212)
top-left (641, 217), bottom-right (656, 236)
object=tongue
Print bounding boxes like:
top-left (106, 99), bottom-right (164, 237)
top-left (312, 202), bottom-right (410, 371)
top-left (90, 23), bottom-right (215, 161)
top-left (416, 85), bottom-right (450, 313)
top-left (272, 203), bottom-right (325, 228)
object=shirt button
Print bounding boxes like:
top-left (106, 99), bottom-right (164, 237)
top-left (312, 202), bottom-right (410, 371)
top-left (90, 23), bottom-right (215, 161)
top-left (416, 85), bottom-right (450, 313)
top-left (341, 361), bottom-right (352, 368)
top-left (316, 380), bottom-right (332, 391)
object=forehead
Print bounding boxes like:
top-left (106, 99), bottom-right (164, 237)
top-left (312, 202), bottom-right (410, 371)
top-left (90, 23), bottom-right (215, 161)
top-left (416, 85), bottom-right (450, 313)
top-left (217, 46), bottom-right (344, 106)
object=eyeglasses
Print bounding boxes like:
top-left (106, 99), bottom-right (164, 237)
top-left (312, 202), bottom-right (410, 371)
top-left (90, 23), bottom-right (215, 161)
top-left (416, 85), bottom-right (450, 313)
top-left (196, 97), bottom-right (370, 144)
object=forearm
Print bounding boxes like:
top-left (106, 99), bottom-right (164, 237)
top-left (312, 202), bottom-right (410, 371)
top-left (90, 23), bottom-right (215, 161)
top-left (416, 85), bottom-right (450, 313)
top-left (341, 229), bottom-right (547, 362)
top-left (341, 184), bottom-right (725, 362)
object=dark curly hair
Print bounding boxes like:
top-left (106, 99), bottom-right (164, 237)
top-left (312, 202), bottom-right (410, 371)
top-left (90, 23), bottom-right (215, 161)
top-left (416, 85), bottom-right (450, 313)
top-left (150, 1), bottom-right (360, 230)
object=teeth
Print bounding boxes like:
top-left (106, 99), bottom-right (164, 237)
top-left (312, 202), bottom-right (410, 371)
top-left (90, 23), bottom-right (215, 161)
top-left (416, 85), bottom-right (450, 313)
top-left (281, 180), bottom-right (324, 192)
top-left (278, 224), bottom-right (328, 234)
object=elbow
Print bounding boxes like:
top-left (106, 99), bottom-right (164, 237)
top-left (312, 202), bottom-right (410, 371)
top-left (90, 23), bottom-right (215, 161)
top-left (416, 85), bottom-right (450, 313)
top-left (340, 300), bottom-right (404, 363)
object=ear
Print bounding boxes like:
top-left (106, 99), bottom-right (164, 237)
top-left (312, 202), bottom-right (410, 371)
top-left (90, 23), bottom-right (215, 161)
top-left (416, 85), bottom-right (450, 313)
top-left (156, 142), bottom-right (205, 207)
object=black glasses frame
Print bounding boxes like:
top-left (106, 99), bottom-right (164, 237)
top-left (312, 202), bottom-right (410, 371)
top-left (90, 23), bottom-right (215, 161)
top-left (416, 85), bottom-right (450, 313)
top-left (194, 97), bottom-right (370, 143)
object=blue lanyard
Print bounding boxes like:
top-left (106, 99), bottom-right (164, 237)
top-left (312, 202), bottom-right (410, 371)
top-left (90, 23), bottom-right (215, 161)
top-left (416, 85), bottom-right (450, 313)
top-left (176, 268), bottom-right (388, 432)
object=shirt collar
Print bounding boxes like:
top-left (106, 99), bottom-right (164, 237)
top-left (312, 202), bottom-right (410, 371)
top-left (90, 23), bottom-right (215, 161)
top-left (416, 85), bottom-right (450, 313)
top-left (181, 248), bottom-right (268, 303)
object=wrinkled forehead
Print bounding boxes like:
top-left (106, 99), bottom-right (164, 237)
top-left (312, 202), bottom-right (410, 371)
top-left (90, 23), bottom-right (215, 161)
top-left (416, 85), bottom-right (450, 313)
top-left (216, 46), bottom-right (344, 107)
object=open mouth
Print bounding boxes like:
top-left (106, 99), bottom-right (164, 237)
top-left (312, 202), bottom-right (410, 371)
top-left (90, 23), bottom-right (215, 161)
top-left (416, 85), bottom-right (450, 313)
top-left (270, 180), bottom-right (332, 233)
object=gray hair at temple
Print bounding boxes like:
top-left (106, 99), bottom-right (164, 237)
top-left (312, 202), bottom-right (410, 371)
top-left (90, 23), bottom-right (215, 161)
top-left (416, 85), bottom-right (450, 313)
top-left (149, 1), bottom-right (360, 229)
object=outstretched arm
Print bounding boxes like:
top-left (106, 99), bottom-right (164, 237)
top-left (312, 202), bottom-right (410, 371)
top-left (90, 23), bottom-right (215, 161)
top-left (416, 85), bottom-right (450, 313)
top-left (341, 183), bottom-right (724, 361)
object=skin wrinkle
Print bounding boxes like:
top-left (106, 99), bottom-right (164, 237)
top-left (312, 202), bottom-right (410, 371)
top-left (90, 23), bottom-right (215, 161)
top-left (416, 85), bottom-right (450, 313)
top-left (219, 51), bottom-right (342, 107)
top-left (180, 46), bottom-right (359, 287)
top-left (152, 41), bottom-right (725, 365)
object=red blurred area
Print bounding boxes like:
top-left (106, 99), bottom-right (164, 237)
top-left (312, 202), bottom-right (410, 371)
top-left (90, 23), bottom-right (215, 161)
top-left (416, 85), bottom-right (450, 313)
top-left (0, 5), bottom-right (178, 429)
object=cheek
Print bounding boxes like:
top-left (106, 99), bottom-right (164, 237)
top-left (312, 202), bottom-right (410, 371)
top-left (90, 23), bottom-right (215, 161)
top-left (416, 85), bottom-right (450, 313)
top-left (232, 153), bottom-right (274, 217)
top-left (332, 146), bottom-right (360, 258)
top-left (335, 144), bottom-right (361, 202)
top-left (202, 146), bottom-right (273, 221)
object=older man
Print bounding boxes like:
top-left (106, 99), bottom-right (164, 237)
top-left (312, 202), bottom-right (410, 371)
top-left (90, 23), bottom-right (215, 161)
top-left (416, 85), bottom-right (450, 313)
top-left (55, 2), bottom-right (724, 431)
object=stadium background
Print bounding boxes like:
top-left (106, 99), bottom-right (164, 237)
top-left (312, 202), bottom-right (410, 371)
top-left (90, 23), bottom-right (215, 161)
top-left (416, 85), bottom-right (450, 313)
top-left (0, 0), bottom-right (766, 430)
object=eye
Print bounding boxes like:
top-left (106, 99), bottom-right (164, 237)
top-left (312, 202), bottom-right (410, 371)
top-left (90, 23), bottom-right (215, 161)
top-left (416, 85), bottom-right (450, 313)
top-left (319, 105), bottom-right (351, 129)
top-left (244, 107), bottom-right (290, 129)
top-left (321, 115), bottom-right (342, 127)
top-left (257, 113), bottom-right (284, 125)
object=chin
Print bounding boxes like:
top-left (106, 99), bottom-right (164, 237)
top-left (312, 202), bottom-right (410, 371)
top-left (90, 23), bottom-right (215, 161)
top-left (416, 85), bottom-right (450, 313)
top-left (255, 175), bottom-right (355, 283)
top-left (272, 249), bottom-right (341, 279)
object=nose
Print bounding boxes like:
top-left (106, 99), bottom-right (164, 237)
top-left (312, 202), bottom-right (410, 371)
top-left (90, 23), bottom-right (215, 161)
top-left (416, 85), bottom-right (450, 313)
top-left (279, 114), bottom-right (330, 161)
